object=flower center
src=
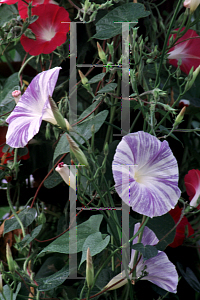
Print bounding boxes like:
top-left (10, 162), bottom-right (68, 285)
top-left (40, 27), bottom-right (56, 41)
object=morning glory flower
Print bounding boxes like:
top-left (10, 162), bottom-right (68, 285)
top-left (105, 223), bottom-right (178, 293)
top-left (184, 169), bottom-right (200, 209)
top-left (168, 28), bottom-right (200, 75)
top-left (112, 131), bottom-right (181, 218)
top-left (55, 162), bottom-right (76, 190)
top-left (6, 67), bottom-right (70, 148)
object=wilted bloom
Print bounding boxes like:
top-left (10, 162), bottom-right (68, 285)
top-left (6, 67), bottom-right (70, 148)
top-left (169, 205), bottom-right (194, 248)
top-left (179, 99), bottom-right (190, 108)
top-left (105, 223), bottom-right (178, 293)
top-left (184, 0), bottom-right (200, 13)
top-left (18, 0), bottom-right (58, 19)
top-left (20, 4), bottom-right (70, 55)
top-left (112, 131), bottom-right (181, 218)
top-left (55, 162), bottom-right (76, 190)
top-left (184, 169), bottom-right (200, 208)
top-left (168, 28), bottom-right (200, 74)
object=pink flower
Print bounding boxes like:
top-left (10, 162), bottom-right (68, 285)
top-left (168, 28), bottom-right (200, 74)
top-left (169, 205), bottom-right (194, 248)
top-left (18, 0), bottom-right (58, 19)
top-left (184, 169), bottom-right (200, 208)
top-left (184, 0), bottom-right (200, 13)
top-left (20, 4), bottom-right (70, 56)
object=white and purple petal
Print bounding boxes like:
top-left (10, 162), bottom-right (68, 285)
top-left (6, 67), bottom-right (61, 148)
top-left (112, 131), bottom-right (181, 217)
top-left (130, 224), bottom-right (178, 294)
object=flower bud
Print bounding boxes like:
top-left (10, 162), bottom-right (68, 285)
top-left (37, 212), bottom-right (46, 225)
top-left (45, 123), bottom-right (51, 140)
top-left (185, 65), bottom-right (200, 91)
top-left (174, 106), bottom-right (186, 128)
top-left (49, 96), bottom-right (71, 131)
top-left (184, 0), bottom-right (200, 13)
top-left (55, 162), bottom-right (76, 190)
top-left (97, 42), bottom-right (107, 64)
top-left (78, 70), bottom-right (88, 85)
top-left (6, 243), bottom-right (15, 273)
top-left (66, 134), bottom-right (89, 167)
top-left (86, 248), bottom-right (94, 289)
top-left (12, 90), bottom-right (21, 104)
top-left (0, 274), bottom-right (3, 293)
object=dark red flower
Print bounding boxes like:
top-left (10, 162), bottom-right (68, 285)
top-left (169, 205), bottom-right (194, 248)
top-left (184, 169), bottom-right (200, 209)
top-left (20, 4), bottom-right (70, 56)
top-left (18, 0), bottom-right (57, 19)
top-left (168, 28), bottom-right (200, 75)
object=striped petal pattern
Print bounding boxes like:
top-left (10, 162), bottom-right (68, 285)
top-left (112, 131), bottom-right (181, 217)
top-left (105, 223), bottom-right (178, 293)
top-left (6, 67), bottom-right (61, 148)
top-left (130, 223), bottom-right (178, 293)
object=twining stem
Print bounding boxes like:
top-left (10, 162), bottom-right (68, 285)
top-left (6, 182), bottom-right (26, 237)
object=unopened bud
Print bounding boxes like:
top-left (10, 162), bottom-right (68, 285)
top-left (37, 212), bottom-right (46, 225)
top-left (49, 96), bottom-right (71, 131)
top-left (12, 90), bottom-right (21, 104)
top-left (66, 134), bottom-right (89, 167)
top-left (174, 106), bottom-right (186, 127)
top-left (78, 70), bottom-right (88, 85)
top-left (55, 162), bottom-right (76, 190)
top-left (86, 248), bottom-right (94, 289)
top-left (6, 243), bottom-right (15, 273)
top-left (185, 65), bottom-right (200, 91)
top-left (0, 274), bottom-right (2, 293)
top-left (97, 42), bottom-right (107, 64)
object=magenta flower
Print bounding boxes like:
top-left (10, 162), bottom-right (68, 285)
top-left (184, 169), bottom-right (200, 208)
top-left (20, 4), bottom-right (70, 56)
top-left (6, 67), bottom-right (69, 148)
top-left (112, 131), bottom-right (181, 218)
top-left (168, 28), bottom-right (200, 75)
top-left (105, 223), bottom-right (178, 293)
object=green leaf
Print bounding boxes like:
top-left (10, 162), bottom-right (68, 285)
top-left (53, 110), bottom-right (108, 161)
top-left (88, 73), bottom-right (106, 84)
top-left (0, 73), bottom-right (19, 114)
top-left (79, 232), bottom-right (110, 267)
top-left (131, 243), bottom-right (158, 261)
top-left (97, 83), bottom-right (117, 94)
top-left (4, 208), bottom-right (36, 234)
top-left (0, 283), bottom-right (21, 300)
top-left (38, 215), bottom-right (104, 256)
top-left (37, 264), bottom-right (69, 291)
top-left (17, 225), bottom-right (42, 249)
top-left (177, 262), bottom-right (200, 293)
top-left (0, 206), bottom-right (10, 219)
top-left (93, 3), bottom-right (150, 39)
top-left (0, 5), bottom-right (18, 27)
top-left (147, 213), bottom-right (175, 251)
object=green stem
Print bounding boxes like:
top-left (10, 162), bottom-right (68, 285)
top-left (132, 216), bottom-right (146, 279)
top-left (18, 56), bottom-right (35, 81)
top-left (6, 183), bottom-right (26, 237)
top-left (155, 0), bottom-right (183, 87)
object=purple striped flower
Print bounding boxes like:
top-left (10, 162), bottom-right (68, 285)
top-left (6, 67), bottom-right (63, 148)
top-left (112, 131), bottom-right (181, 217)
top-left (105, 223), bottom-right (178, 293)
